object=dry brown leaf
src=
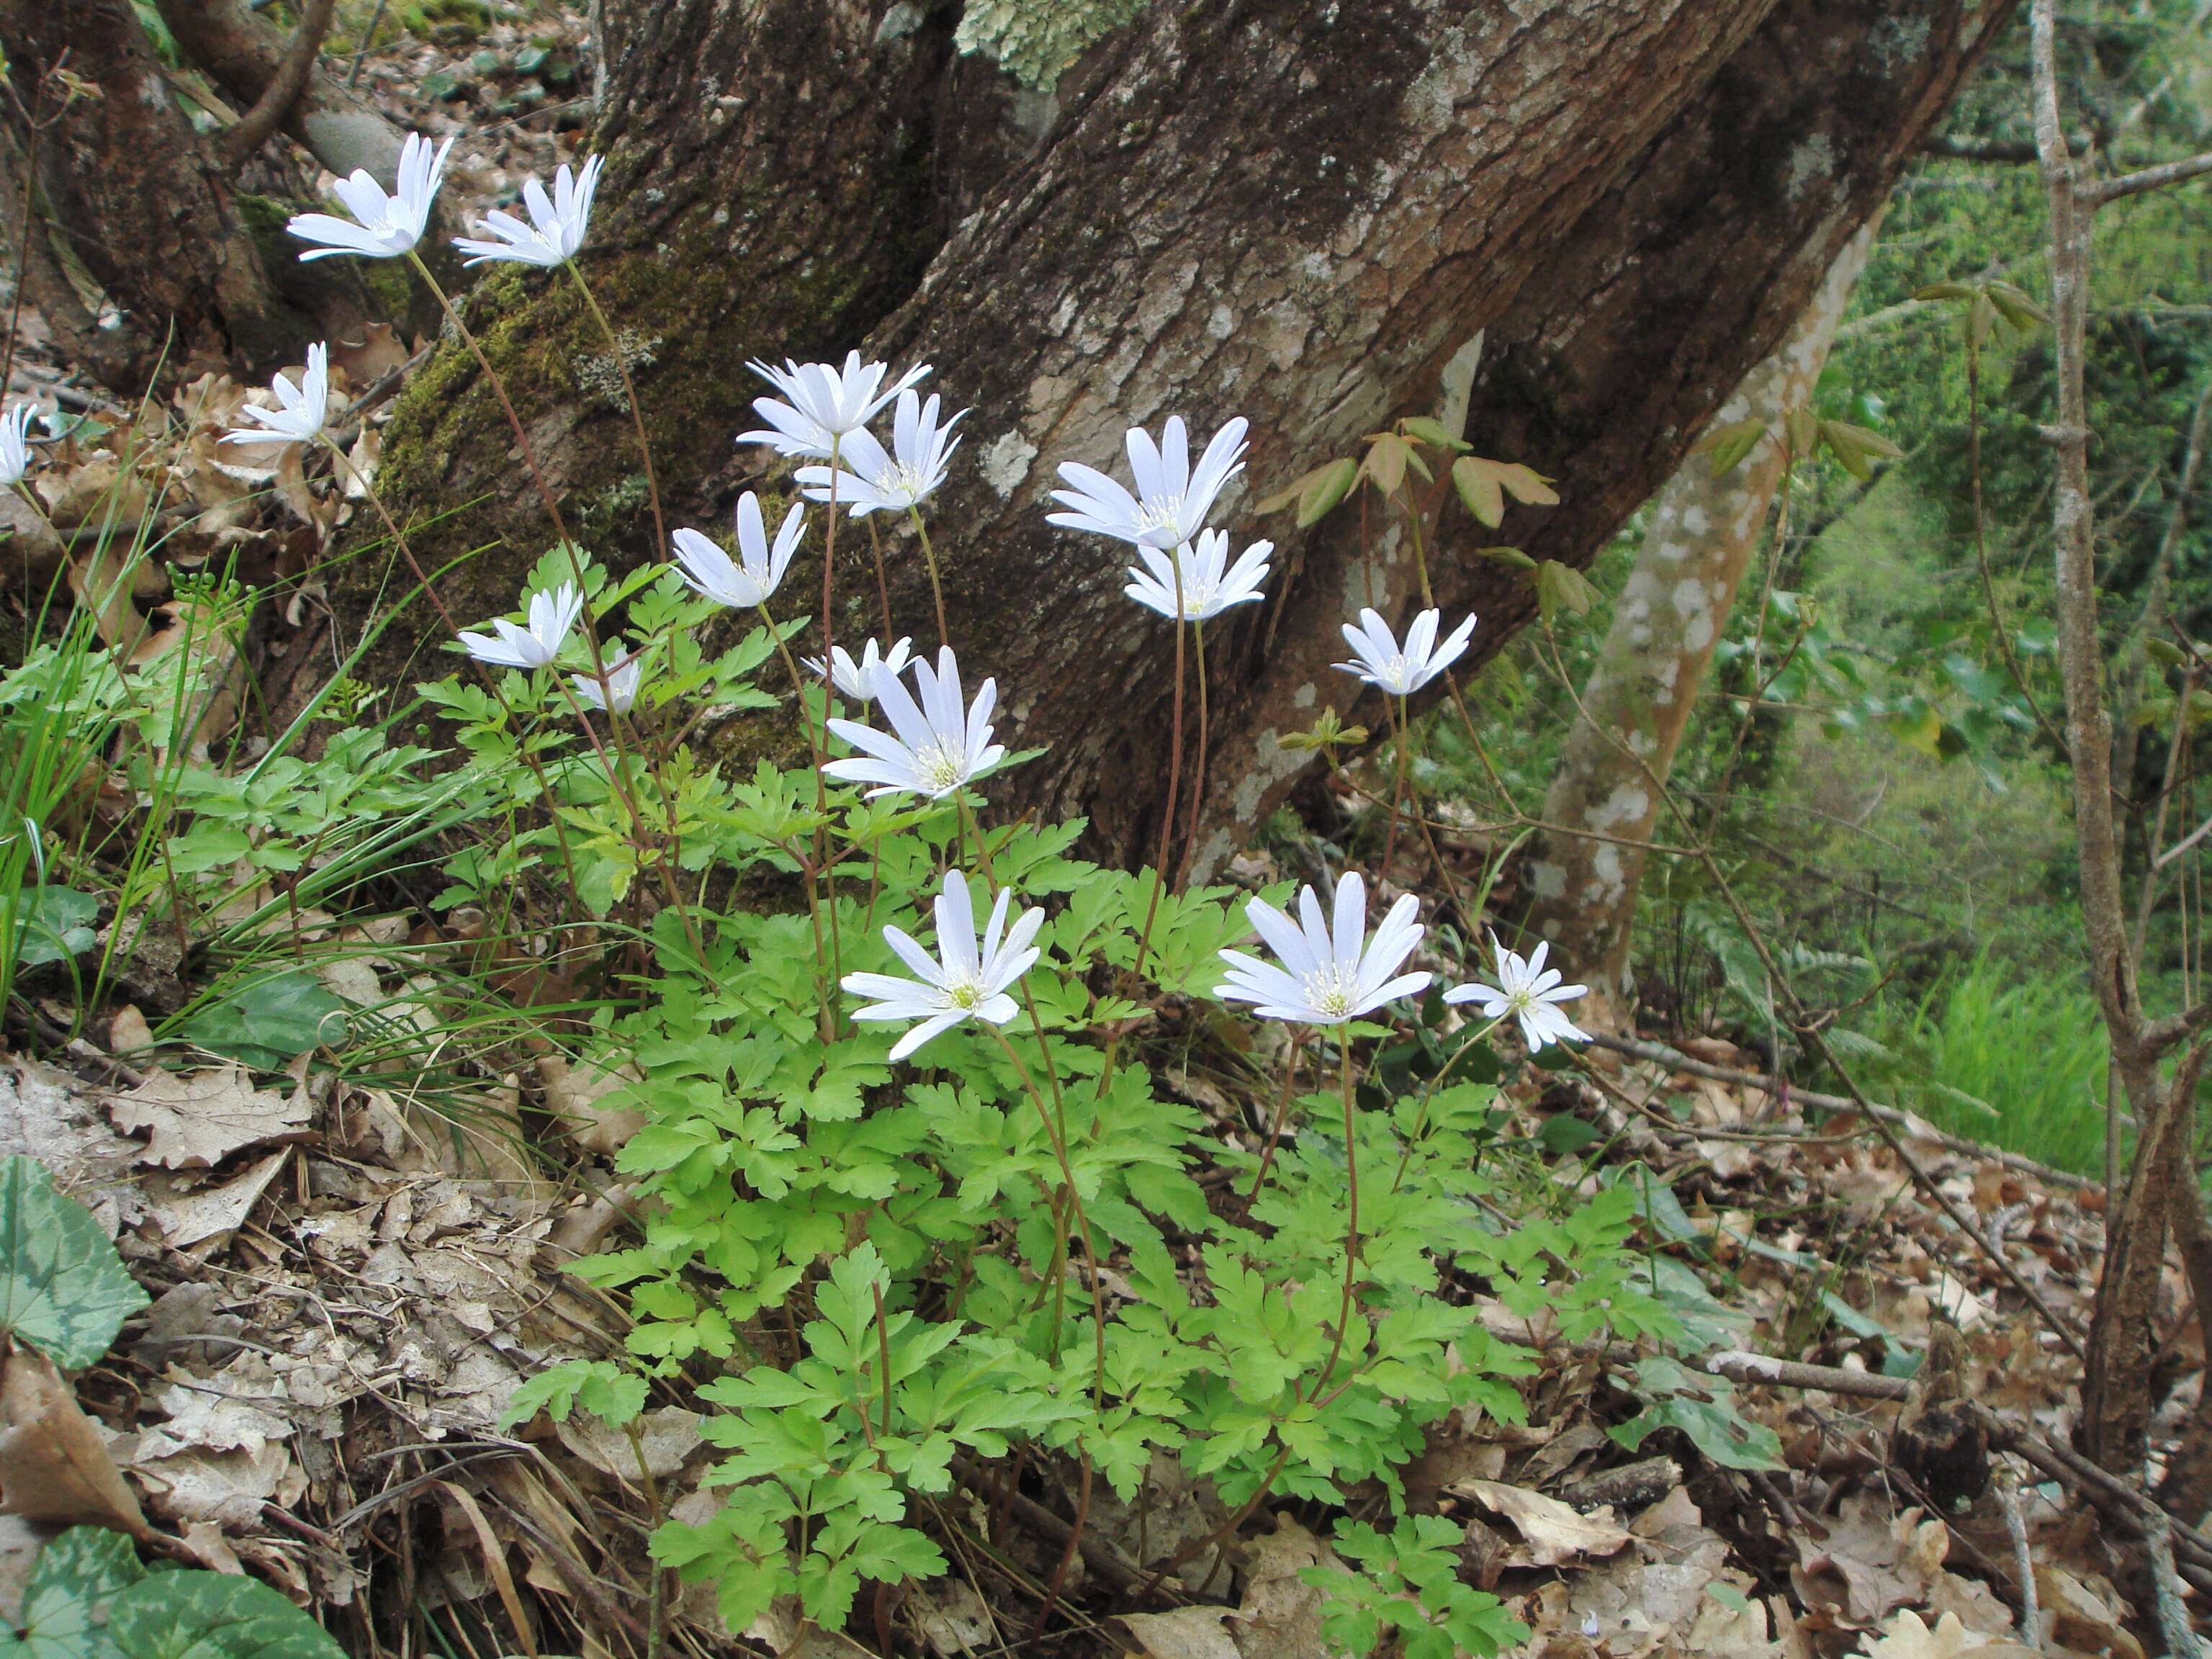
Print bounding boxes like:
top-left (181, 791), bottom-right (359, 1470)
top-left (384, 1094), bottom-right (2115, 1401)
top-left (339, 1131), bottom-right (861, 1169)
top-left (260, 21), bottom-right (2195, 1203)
top-left (1452, 1478), bottom-right (1632, 1566)
top-left (2034, 1566), bottom-right (2144, 1659)
top-left (0, 1346), bottom-right (148, 1535)
top-left (536, 1054), bottom-right (645, 1155)
top-left (554, 1406), bottom-right (703, 1485)
top-left (330, 322), bottom-right (410, 385)
top-left (1791, 1492), bottom-right (1936, 1629)
top-left (1851, 1610), bottom-right (2038, 1659)
top-left (142, 1148), bottom-right (288, 1248)
top-left (1120, 1608), bottom-right (1243, 1659)
top-left (109, 1004), bottom-right (154, 1054)
top-left (1231, 1515), bottom-right (1339, 1659)
top-left (912, 1578), bottom-right (996, 1658)
top-left (107, 1066), bottom-right (310, 1169)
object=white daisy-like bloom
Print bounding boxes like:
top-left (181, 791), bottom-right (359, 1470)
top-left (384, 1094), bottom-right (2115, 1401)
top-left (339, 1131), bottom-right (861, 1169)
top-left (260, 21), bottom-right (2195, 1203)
top-left (1125, 530), bottom-right (1274, 621)
top-left (1444, 935), bottom-right (1590, 1051)
top-left (222, 343), bottom-right (332, 449)
top-left (288, 131), bottom-right (454, 261)
top-left (453, 155), bottom-right (603, 268)
top-left (1048, 414), bottom-right (1249, 549)
top-left (458, 583), bottom-right (583, 670)
top-left (844, 868), bottom-right (1046, 1061)
top-left (0, 403), bottom-right (35, 487)
top-left (1334, 606), bottom-right (1477, 696)
top-left (804, 636), bottom-right (914, 703)
top-left (1215, 870), bottom-right (1431, 1026)
top-left (572, 647), bottom-right (643, 714)
top-left (671, 493), bottom-right (805, 610)
top-left (824, 644), bottom-right (1005, 800)
top-left (794, 390), bottom-right (963, 514)
top-left (737, 351), bottom-right (930, 460)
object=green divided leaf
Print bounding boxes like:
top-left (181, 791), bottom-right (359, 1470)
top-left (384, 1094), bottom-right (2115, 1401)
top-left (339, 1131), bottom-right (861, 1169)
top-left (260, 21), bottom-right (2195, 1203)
top-left (0, 1156), bottom-right (148, 1371)
top-left (107, 1572), bottom-right (345, 1659)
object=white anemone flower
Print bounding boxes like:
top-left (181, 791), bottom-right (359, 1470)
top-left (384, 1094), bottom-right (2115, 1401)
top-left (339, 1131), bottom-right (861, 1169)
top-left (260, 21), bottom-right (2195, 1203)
top-left (1125, 530), bottom-right (1273, 621)
top-left (843, 868), bottom-right (1045, 1061)
top-left (824, 644), bottom-right (1005, 800)
top-left (1048, 414), bottom-right (1249, 549)
top-left (289, 131), bottom-right (454, 261)
top-left (454, 155), bottom-right (603, 268)
top-left (572, 647), bottom-right (643, 714)
top-left (1334, 606), bottom-right (1476, 696)
top-left (1444, 935), bottom-right (1590, 1051)
top-left (0, 403), bottom-right (35, 487)
top-left (222, 343), bottom-right (332, 449)
top-left (672, 493), bottom-right (805, 610)
top-left (737, 351), bottom-right (930, 460)
top-left (795, 391), bottom-right (963, 513)
top-left (1215, 870), bottom-right (1431, 1025)
top-left (458, 583), bottom-right (583, 670)
top-left (804, 636), bottom-right (914, 703)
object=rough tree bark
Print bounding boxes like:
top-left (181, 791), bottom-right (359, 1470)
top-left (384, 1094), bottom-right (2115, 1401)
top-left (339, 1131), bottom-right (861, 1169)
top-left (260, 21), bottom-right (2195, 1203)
top-left (0, 0), bottom-right (302, 382)
top-left (1521, 230), bottom-right (1874, 1031)
top-left (334, 0), bottom-right (2012, 870)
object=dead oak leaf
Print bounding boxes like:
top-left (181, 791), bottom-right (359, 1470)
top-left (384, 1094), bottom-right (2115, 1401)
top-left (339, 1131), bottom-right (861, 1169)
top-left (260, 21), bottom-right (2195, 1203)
top-left (0, 1344), bottom-right (148, 1534)
top-left (107, 1066), bottom-right (310, 1169)
top-left (1452, 1478), bottom-right (1632, 1567)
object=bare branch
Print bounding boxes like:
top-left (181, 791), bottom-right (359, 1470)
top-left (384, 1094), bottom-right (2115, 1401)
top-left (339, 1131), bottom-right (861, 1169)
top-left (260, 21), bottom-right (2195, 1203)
top-left (218, 0), bottom-right (335, 168)
top-left (2084, 148), bottom-right (2212, 204)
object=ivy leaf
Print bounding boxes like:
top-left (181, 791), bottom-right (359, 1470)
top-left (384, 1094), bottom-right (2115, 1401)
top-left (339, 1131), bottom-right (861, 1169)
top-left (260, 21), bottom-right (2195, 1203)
top-left (1472, 544), bottom-right (1536, 570)
top-left (0, 1156), bottom-right (148, 1370)
top-left (1451, 455), bottom-right (1503, 526)
top-left (177, 970), bottom-right (349, 1069)
top-left (107, 1571), bottom-right (346, 1659)
top-left (1398, 415), bottom-right (1470, 453)
top-left (14, 1526), bottom-right (145, 1659)
top-left (1362, 433), bottom-right (1419, 497)
top-left (9, 887), bottom-right (97, 971)
top-left (1295, 457), bottom-right (1360, 526)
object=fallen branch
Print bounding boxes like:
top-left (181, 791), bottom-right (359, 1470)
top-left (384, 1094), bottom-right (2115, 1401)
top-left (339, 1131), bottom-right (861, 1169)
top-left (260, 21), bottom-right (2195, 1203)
top-left (1584, 1031), bottom-right (2094, 1192)
top-left (1706, 1349), bottom-right (2212, 1594)
top-left (1705, 1350), bottom-right (1908, 1401)
top-left (220, 0), bottom-right (335, 167)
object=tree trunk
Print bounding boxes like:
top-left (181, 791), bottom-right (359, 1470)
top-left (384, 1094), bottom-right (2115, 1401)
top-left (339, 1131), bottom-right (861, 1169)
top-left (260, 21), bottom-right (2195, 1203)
top-left (1521, 228), bottom-right (1874, 1030)
top-left (339, 0), bottom-right (2014, 868)
top-left (0, 0), bottom-right (302, 383)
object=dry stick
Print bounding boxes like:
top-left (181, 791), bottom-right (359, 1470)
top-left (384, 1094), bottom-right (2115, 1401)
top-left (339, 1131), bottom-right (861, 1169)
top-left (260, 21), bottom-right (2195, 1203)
top-left (1708, 1350), bottom-right (2212, 1594)
top-left (220, 0), bottom-right (334, 167)
top-left (1996, 1473), bottom-right (2043, 1655)
top-left (1581, 1030), bottom-right (2096, 1192)
top-left (2145, 1510), bottom-right (2208, 1659)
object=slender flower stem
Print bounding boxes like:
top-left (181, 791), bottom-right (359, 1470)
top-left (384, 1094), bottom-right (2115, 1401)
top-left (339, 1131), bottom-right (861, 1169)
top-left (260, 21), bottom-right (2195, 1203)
top-left (866, 516), bottom-right (895, 640)
top-left (1385, 693), bottom-right (1413, 869)
top-left (565, 260), bottom-right (665, 554)
top-left (318, 433), bottom-right (598, 912)
top-left (1388, 1015), bottom-right (1503, 1195)
top-left (760, 601), bottom-right (837, 1040)
top-left (405, 251), bottom-right (575, 552)
top-left (905, 504), bottom-right (950, 650)
top-left (814, 445), bottom-right (849, 1018)
top-left (1179, 616), bottom-right (1210, 886)
top-left (1241, 1028), bottom-right (1305, 1214)
top-left (1130, 561), bottom-right (1190, 983)
top-left (1308, 1038), bottom-right (1362, 1400)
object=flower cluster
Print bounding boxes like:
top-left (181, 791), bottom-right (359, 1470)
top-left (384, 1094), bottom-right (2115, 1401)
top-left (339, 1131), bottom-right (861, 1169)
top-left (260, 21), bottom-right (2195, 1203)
top-left (269, 127), bottom-right (1584, 1059)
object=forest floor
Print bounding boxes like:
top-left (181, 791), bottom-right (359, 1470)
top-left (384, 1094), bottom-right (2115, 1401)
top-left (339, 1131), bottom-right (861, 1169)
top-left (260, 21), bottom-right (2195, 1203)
top-left (0, 6), bottom-right (2197, 1659)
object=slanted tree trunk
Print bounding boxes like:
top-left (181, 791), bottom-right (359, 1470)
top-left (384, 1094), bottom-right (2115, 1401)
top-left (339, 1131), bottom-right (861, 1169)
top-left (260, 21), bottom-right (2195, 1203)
top-left (0, 0), bottom-right (304, 383)
top-left (1521, 229), bottom-right (1874, 1030)
top-left (328, 0), bottom-right (2010, 866)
